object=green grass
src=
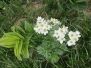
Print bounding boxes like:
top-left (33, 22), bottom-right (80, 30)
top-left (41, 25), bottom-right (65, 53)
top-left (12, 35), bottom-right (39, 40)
top-left (0, 0), bottom-right (91, 68)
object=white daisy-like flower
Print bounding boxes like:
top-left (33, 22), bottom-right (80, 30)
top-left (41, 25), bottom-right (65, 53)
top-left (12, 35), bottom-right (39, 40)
top-left (50, 18), bottom-right (54, 22)
top-left (58, 28), bottom-right (65, 34)
top-left (40, 23), bottom-right (45, 27)
top-left (45, 25), bottom-right (52, 30)
top-left (47, 20), bottom-right (51, 23)
top-left (53, 30), bottom-right (59, 38)
top-left (68, 31), bottom-right (81, 42)
top-left (68, 31), bottom-right (75, 39)
top-left (43, 20), bottom-right (48, 25)
top-left (75, 31), bottom-right (81, 38)
top-left (34, 17), bottom-right (53, 35)
top-left (50, 18), bottom-right (61, 25)
top-left (57, 37), bottom-right (65, 44)
top-left (37, 29), bottom-right (41, 34)
top-left (57, 21), bottom-right (61, 25)
top-left (62, 25), bottom-right (68, 34)
top-left (59, 33), bottom-right (65, 38)
top-left (67, 40), bottom-right (76, 46)
top-left (72, 37), bottom-right (79, 41)
top-left (37, 16), bottom-right (44, 23)
top-left (41, 29), bottom-right (48, 35)
top-left (34, 25), bottom-right (41, 33)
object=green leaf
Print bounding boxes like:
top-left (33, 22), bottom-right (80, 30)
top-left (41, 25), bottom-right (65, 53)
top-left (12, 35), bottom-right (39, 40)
top-left (37, 46), bottom-right (50, 59)
top-left (4, 32), bottom-right (24, 40)
top-left (25, 33), bottom-right (33, 40)
top-left (21, 39), bottom-right (29, 58)
top-left (15, 25), bottom-right (26, 34)
top-left (50, 53), bottom-right (59, 63)
top-left (0, 35), bottom-right (19, 48)
top-left (11, 26), bottom-right (15, 32)
top-left (54, 49), bottom-right (64, 55)
top-left (14, 40), bottom-right (22, 60)
top-left (59, 44), bottom-right (68, 51)
top-left (25, 22), bottom-right (34, 33)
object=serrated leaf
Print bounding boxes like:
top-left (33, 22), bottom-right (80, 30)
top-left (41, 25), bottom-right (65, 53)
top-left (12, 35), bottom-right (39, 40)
top-left (50, 53), bottom-right (59, 63)
top-left (54, 49), bottom-right (64, 55)
top-left (37, 46), bottom-right (45, 54)
top-left (59, 44), bottom-right (68, 51)
top-left (37, 46), bottom-right (50, 59)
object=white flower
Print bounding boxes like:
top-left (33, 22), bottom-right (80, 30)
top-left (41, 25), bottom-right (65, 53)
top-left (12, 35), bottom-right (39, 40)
top-left (43, 20), bottom-right (48, 25)
top-left (67, 40), bottom-right (76, 46)
top-left (40, 21), bottom-right (52, 30)
top-left (50, 18), bottom-right (61, 25)
top-left (34, 25), bottom-right (41, 33)
top-left (62, 25), bottom-right (68, 34)
top-left (56, 20), bottom-right (61, 25)
top-left (41, 29), bottom-right (48, 35)
top-left (37, 16), bottom-right (44, 23)
top-left (68, 31), bottom-right (75, 39)
top-left (72, 37), bottom-right (79, 41)
top-left (45, 25), bottom-right (52, 30)
top-left (34, 17), bottom-right (53, 35)
top-left (58, 28), bottom-right (65, 34)
top-left (50, 18), bottom-right (54, 22)
top-left (53, 30), bottom-right (59, 38)
top-left (47, 20), bottom-right (51, 23)
top-left (68, 31), bottom-right (81, 42)
top-left (75, 31), bottom-right (81, 38)
top-left (40, 23), bottom-right (45, 27)
top-left (57, 37), bottom-right (65, 44)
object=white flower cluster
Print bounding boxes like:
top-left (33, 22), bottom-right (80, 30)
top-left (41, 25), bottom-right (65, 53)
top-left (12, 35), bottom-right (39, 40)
top-left (53, 26), bottom-right (81, 46)
top-left (50, 18), bottom-right (61, 25)
top-left (53, 25), bottom-right (68, 44)
top-left (34, 16), bottom-right (52, 35)
top-left (34, 16), bottom-right (81, 46)
top-left (67, 31), bottom-right (81, 46)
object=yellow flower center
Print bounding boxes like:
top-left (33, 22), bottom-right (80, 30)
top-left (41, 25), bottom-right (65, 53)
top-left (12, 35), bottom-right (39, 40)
top-left (3, 7), bottom-right (6, 10)
top-left (44, 22), bottom-right (46, 24)
top-left (44, 29), bottom-right (47, 32)
top-left (41, 24), bottom-right (44, 27)
top-left (71, 34), bottom-right (74, 37)
top-left (70, 41), bottom-right (73, 43)
top-left (61, 38), bottom-right (64, 40)
top-left (60, 30), bottom-right (63, 32)
top-left (76, 34), bottom-right (78, 36)
top-left (56, 32), bottom-right (58, 35)
top-left (36, 25), bottom-right (39, 28)
top-left (46, 25), bottom-right (48, 28)
top-left (74, 38), bottom-right (77, 41)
